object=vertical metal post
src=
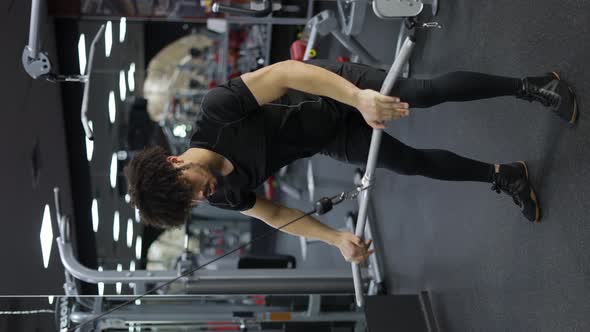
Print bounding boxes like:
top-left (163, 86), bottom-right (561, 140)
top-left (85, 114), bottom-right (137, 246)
top-left (81, 24), bottom-right (105, 140)
top-left (306, 0), bottom-right (315, 20)
top-left (27, 0), bottom-right (43, 58)
top-left (351, 36), bottom-right (416, 307)
top-left (303, 20), bottom-right (318, 61)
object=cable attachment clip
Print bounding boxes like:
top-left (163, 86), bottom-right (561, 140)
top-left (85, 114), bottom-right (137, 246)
top-left (419, 21), bottom-right (442, 29)
top-left (405, 17), bottom-right (442, 30)
top-left (344, 184), bottom-right (370, 200)
top-left (314, 185), bottom-right (371, 215)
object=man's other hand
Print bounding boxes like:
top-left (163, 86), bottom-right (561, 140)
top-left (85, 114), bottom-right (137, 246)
top-left (336, 231), bottom-right (375, 264)
top-left (355, 89), bottom-right (410, 129)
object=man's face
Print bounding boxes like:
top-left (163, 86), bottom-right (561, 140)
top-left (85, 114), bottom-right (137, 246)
top-left (183, 163), bottom-right (219, 201)
top-left (167, 157), bottom-right (218, 202)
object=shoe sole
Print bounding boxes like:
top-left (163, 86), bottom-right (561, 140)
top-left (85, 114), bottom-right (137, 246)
top-left (518, 161), bottom-right (541, 223)
top-left (550, 72), bottom-right (578, 124)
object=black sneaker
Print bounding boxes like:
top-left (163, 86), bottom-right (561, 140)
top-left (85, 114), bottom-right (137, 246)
top-left (491, 162), bottom-right (541, 223)
top-left (518, 72), bottom-right (578, 124)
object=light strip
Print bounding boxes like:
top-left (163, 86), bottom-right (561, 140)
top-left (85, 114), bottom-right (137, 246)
top-left (113, 211), bottom-right (120, 242)
top-left (40, 204), bottom-right (53, 269)
top-left (77, 34), bottom-right (87, 75)
top-left (135, 236), bottom-right (142, 260)
top-left (116, 264), bottom-right (123, 294)
top-left (129, 260), bottom-right (136, 290)
top-left (85, 121), bottom-right (94, 161)
top-left (126, 218), bottom-right (133, 248)
top-left (108, 91), bottom-right (116, 124)
top-left (110, 153), bottom-right (118, 188)
top-left (119, 17), bottom-right (127, 43)
top-left (105, 21), bottom-right (113, 57)
top-left (128, 62), bottom-right (136, 92)
top-left (119, 70), bottom-right (127, 101)
top-left (91, 199), bottom-right (99, 232)
top-left (98, 266), bottom-right (104, 296)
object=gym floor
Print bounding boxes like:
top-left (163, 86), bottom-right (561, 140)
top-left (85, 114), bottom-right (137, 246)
top-left (277, 1), bottom-right (590, 331)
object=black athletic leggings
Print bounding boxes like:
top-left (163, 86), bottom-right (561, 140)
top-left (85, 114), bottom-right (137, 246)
top-left (320, 66), bottom-right (523, 183)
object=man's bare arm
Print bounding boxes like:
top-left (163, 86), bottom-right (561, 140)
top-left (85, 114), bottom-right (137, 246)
top-left (241, 60), bottom-right (360, 108)
top-left (241, 196), bottom-right (373, 263)
top-left (241, 195), bottom-right (341, 245)
top-left (241, 60), bottom-right (409, 128)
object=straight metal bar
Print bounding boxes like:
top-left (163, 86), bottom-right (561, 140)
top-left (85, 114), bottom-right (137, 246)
top-left (57, 236), bottom-right (359, 293)
top-left (351, 36), bottom-right (416, 307)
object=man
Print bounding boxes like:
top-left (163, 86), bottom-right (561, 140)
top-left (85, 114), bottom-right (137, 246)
top-left (126, 60), bottom-right (576, 264)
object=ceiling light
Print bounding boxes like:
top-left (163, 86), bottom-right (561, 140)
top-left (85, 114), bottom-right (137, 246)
top-left (91, 199), bottom-right (99, 232)
top-left (116, 264), bottom-right (123, 294)
top-left (113, 211), bottom-right (120, 242)
top-left (108, 91), bottom-right (116, 124)
top-left (126, 218), bottom-right (133, 248)
top-left (173, 124), bottom-right (187, 138)
top-left (135, 236), bottom-right (142, 260)
top-left (119, 70), bottom-right (127, 101)
top-left (77, 34), bottom-right (87, 75)
top-left (85, 121), bottom-right (94, 161)
top-left (110, 153), bottom-right (117, 188)
top-left (128, 62), bottom-right (135, 92)
top-left (98, 266), bottom-right (104, 296)
top-left (129, 260), bottom-right (136, 290)
top-left (105, 21), bottom-right (113, 57)
top-left (40, 204), bottom-right (53, 269)
top-left (119, 17), bottom-right (127, 43)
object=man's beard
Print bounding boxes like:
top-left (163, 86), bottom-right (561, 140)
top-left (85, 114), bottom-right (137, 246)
top-left (187, 163), bottom-right (227, 200)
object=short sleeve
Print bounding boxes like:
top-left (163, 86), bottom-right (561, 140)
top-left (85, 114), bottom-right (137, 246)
top-left (201, 77), bottom-right (260, 124)
top-left (207, 188), bottom-right (256, 211)
top-left (234, 190), bottom-right (256, 211)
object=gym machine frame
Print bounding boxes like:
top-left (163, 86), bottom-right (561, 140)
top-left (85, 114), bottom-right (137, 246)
top-left (59, 294), bottom-right (366, 331)
top-left (22, 0), bottom-right (101, 141)
top-left (211, 0), bottom-right (315, 83)
top-left (54, 187), bottom-right (365, 295)
top-left (302, 0), bottom-right (438, 72)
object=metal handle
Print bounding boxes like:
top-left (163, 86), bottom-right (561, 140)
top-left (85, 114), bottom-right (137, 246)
top-left (212, 1), bottom-right (272, 17)
top-left (351, 36), bottom-right (416, 307)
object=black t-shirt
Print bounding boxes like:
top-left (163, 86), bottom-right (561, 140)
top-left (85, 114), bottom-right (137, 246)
top-left (190, 61), bottom-right (360, 211)
top-left (190, 78), bottom-right (266, 210)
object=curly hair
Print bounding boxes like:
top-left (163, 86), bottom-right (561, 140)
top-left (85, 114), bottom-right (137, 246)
top-left (125, 146), bottom-right (194, 228)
